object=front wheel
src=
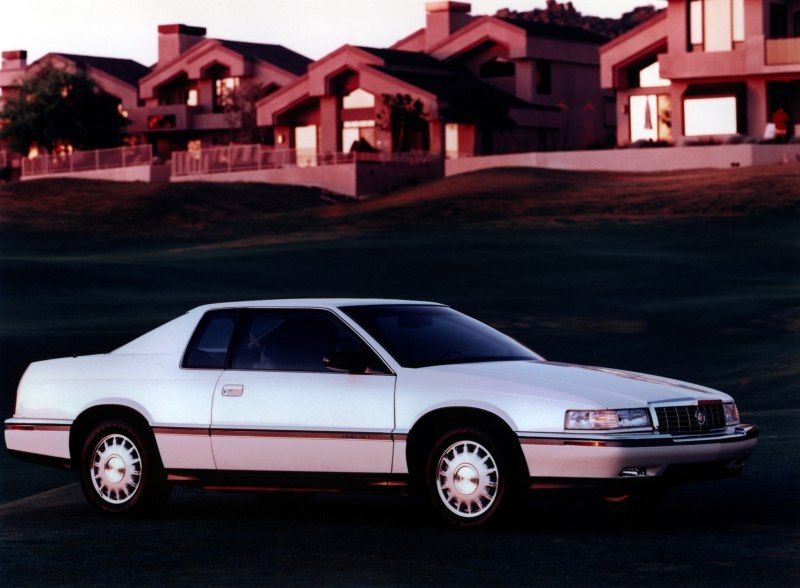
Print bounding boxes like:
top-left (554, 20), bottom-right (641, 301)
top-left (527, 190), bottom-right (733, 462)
top-left (79, 420), bottom-right (169, 515)
top-left (427, 428), bottom-right (523, 527)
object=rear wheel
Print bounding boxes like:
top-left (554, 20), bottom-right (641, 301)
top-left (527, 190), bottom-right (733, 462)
top-left (427, 428), bottom-right (522, 527)
top-left (79, 420), bottom-right (169, 515)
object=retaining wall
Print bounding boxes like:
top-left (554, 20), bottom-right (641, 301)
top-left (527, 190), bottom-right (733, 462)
top-left (445, 144), bottom-right (800, 177)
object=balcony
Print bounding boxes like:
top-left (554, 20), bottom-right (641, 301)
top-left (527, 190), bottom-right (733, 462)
top-left (766, 37), bottom-right (800, 65)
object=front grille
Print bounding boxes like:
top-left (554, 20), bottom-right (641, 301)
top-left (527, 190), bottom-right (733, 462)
top-left (655, 402), bottom-right (726, 435)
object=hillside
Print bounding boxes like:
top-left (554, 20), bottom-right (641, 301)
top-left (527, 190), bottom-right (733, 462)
top-left (1, 164), bottom-right (799, 244)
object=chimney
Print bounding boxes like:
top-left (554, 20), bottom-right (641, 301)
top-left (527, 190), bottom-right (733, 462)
top-left (425, 2), bottom-right (472, 52)
top-left (157, 24), bottom-right (206, 66)
top-left (2, 50), bottom-right (28, 70)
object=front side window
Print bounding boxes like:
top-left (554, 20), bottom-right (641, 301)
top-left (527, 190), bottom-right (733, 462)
top-left (231, 309), bottom-right (387, 373)
top-left (342, 305), bottom-right (541, 368)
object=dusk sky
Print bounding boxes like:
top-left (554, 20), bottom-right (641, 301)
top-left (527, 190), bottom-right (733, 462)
top-left (2, 0), bottom-right (667, 65)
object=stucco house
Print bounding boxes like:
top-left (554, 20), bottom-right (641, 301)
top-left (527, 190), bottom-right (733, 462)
top-left (0, 50), bottom-right (148, 111)
top-left (600, 0), bottom-right (800, 146)
top-left (0, 49), bottom-right (150, 157)
top-left (135, 24), bottom-right (312, 159)
top-left (256, 1), bottom-right (612, 162)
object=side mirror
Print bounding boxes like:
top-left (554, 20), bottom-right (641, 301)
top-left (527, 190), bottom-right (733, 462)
top-left (323, 351), bottom-right (368, 374)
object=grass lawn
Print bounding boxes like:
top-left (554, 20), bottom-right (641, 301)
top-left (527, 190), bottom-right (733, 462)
top-left (1, 166), bottom-right (798, 503)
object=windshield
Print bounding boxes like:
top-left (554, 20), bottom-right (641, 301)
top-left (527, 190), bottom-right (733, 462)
top-left (341, 304), bottom-right (541, 368)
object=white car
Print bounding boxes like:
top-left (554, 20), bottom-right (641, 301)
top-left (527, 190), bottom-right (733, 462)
top-left (5, 299), bottom-right (757, 526)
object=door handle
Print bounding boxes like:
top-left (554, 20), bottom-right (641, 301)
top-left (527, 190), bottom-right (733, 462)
top-left (221, 385), bottom-right (244, 397)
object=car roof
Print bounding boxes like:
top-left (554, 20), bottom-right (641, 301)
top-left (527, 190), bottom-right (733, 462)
top-left (189, 298), bottom-right (444, 314)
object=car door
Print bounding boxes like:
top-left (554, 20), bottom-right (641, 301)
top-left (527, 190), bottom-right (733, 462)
top-left (210, 309), bottom-right (396, 473)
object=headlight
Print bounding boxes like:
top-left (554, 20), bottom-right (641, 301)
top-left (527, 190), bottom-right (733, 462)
top-left (724, 402), bottom-right (740, 425)
top-left (565, 408), bottom-right (652, 430)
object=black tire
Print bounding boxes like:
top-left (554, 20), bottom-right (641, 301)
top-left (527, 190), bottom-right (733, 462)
top-left (79, 420), bottom-right (170, 515)
top-left (426, 427), bottom-right (523, 528)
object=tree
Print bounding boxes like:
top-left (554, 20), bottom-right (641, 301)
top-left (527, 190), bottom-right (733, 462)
top-left (222, 81), bottom-right (275, 144)
top-left (0, 64), bottom-right (129, 154)
top-left (378, 94), bottom-right (428, 152)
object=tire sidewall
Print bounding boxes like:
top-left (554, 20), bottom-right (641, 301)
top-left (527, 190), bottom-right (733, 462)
top-left (426, 427), bottom-right (517, 528)
top-left (79, 420), bottom-right (164, 515)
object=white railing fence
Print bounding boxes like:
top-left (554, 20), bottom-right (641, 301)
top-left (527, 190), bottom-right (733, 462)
top-left (21, 144), bottom-right (153, 177)
top-left (171, 144), bottom-right (441, 176)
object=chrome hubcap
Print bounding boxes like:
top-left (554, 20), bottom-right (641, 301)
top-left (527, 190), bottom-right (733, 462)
top-left (90, 433), bottom-right (142, 505)
top-left (436, 440), bottom-right (499, 518)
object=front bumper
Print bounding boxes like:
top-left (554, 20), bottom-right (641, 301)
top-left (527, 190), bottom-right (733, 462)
top-left (518, 424), bottom-right (758, 488)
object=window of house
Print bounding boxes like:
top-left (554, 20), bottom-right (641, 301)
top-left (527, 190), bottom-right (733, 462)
top-left (295, 125), bottom-right (318, 167)
top-left (342, 120), bottom-right (376, 153)
top-left (214, 77), bottom-right (239, 112)
top-left (536, 60), bottom-right (552, 95)
top-left (630, 94), bottom-right (672, 142)
top-left (445, 123), bottom-right (459, 159)
top-left (639, 61), bottom-right (670, 88)
top-left (689, 0), bottom-right (745, 51)
top-left (684, 96), bottom-right (738, 136)
top-left (342, 88), bottom-right (375, 110)
top-left (186, 88), bottom-right (198, 107)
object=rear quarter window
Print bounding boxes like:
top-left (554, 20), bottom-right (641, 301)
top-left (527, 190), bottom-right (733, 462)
top-left (182, 310), bottom-right (240, 369)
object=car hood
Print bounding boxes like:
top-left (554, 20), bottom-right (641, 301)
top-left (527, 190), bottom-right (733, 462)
top-left (420, 360), bottom-right (730, 407)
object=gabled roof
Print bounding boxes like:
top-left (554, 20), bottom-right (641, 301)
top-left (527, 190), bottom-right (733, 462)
top-left (51, 53), bottom-right (151, 86)
top-left (498, 19), bottom-right (610, 45)
top-left (216, 40), bottom-right (312, 75)
top-left (356, 47), bottom-right (456, 71)
top-left (356, 46), bottom-right (536, 111)
top-left (371, 65), bottom-right (546, 113)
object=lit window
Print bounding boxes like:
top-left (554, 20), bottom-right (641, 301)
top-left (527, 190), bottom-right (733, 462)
top-left (630, 95), bottom-right (672, 143)
top-left (343, 120), bottom-right (375, 129)
top-left (684, 96), bottom-right (737, 136)
top-left (214, 77), bottom-right (239, 112)
top-left (690, 0), bottom-right (703, 46)
top-left (445, 123), bottom-right (459, 158)
top-left (295, 125), bottom-right (318, 167)
top-left (639, 61), bottom-right (670, 88)
top-left (705, 0), bottom-right (732, 51)
top-left (342, 120), bottom-right (376, 153)
top-left (732, 0), bottom-right (744, 42)
top-left (343, 88), bottom-right (375, 110)
top-left (187, 89), bottom-right (198, 106)
top-left (690, 0), bottom-right (744, 51)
